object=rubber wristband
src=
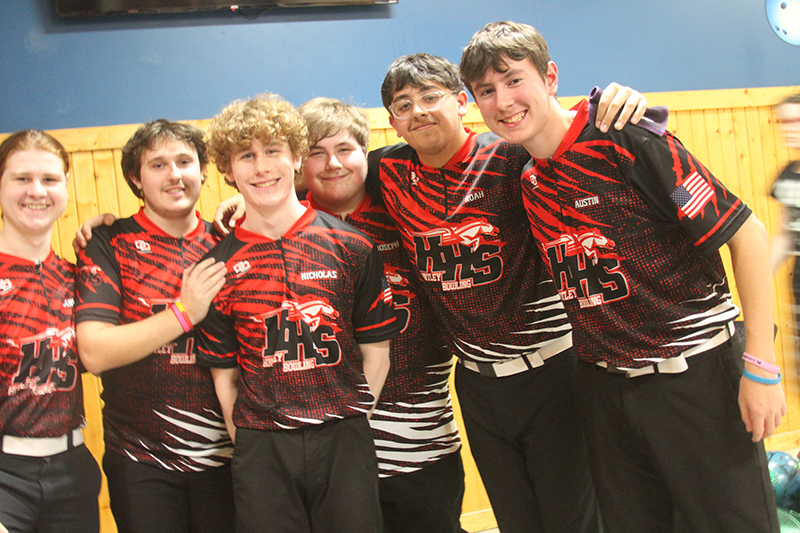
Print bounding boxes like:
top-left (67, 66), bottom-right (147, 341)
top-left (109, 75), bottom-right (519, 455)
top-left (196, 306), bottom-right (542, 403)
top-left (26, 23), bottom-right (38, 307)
top-left (742, 369), bottom-right (782, 386)
top-left (171, 303), bottom-right (193, 333)
top-left (174, 301), bottom-right (194, 330)
top-left (742, 352), bottom-right (780, 375)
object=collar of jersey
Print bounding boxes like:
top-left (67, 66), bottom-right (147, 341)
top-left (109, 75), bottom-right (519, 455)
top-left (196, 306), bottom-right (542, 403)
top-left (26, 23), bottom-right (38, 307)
top-left (133, 207), bottom-right (206, 239)
top-left (415, 127), bottom-right (477, 172)
top-left (232, 201), bottom-right (316, 242)
top-left (538, 99), bottom-right (588, 163)
top-left (0, 248), bottom-right (56, 267)
top-left (306, 190), bottom-right (375, 220)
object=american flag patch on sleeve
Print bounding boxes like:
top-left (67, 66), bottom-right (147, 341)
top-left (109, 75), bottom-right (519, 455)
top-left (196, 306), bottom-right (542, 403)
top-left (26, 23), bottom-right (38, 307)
top-left (670, 171), bottom-right (714, 218)
top-left (381, 276), bottom-right (393, 304)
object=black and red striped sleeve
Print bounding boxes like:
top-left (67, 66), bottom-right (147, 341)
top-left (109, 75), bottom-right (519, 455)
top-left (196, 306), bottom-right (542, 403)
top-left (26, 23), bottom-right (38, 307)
top-left (76, 225), bottom-right (123, 325)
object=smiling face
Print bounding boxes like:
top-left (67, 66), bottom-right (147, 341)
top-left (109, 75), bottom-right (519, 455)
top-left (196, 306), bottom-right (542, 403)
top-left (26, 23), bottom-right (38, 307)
top-left (0, 149), bottom-right (69, 240)
top-left (303, 131), bottom-right (367, 216)
top-left (388, 83), bottom-right (470, 167)
top-left (132, 138), bottom-right (204, 226)
top-left (228, 138), bottom-right (302, 219)
top-left (470, 57), bottom-right (562, 157)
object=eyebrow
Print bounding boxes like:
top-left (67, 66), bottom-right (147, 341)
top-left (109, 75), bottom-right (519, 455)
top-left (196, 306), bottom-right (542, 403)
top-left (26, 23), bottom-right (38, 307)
top-left (472, 68), bottom-right (521, 92)
top-left (145, 152), bottom-right (195, 162)
top-left (392, 84), bottom-right (438, 103)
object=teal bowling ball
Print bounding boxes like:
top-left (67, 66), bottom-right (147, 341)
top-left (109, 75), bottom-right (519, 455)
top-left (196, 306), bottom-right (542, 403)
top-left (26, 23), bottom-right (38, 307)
top-left (768, 451), bottom-right (800, 504)
top-left (779, 507), bottom-right (800, 532)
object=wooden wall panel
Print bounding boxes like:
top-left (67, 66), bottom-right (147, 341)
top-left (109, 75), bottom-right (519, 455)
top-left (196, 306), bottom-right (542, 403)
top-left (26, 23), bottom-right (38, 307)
top-left (2, 85), bottom-right (799, 533)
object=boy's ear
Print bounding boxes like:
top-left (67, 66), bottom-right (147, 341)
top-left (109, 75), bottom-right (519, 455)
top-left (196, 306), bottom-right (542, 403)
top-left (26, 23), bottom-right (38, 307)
top-left (546, 61), bottom-right (559, 97)
top-left (388, 115), bottom-right (403, 140)
top-left (223, 171), bottom-right (238, 190)
top-left (456, 90), bottom-right (469, 118)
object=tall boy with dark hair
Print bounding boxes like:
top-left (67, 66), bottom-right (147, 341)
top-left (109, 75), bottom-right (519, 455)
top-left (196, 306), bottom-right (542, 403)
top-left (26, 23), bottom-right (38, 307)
top-left (462, 20), bottom-right (784, 533)
top-left (368, 52), bottom-right (645, 532)
top-left (198, 94), bottom-right (399, 533)
top-left (75, 119), bottom-right (234, 533)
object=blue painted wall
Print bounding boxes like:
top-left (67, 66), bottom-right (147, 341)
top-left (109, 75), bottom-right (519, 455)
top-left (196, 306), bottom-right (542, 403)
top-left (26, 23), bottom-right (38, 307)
top-left (1, 0), bottom-right (798, 132)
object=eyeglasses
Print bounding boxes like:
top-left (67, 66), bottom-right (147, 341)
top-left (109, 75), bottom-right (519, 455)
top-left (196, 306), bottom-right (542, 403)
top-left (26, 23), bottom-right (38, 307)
top-left (388, 90), bottom-right (456, 120)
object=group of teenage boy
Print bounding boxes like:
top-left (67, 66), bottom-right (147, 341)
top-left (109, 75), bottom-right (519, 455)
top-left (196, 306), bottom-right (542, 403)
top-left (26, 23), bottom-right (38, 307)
top-left (0, 19), bottom-right (787, 533)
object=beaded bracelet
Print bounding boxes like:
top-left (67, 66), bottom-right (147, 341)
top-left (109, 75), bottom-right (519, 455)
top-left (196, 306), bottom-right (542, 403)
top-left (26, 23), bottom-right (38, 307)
top-left (171, 302), bottom-right (193, 333)
top-left (742, 369), bottom-right (782, 386)
top-left (742, 352), bottom-right (780, 375)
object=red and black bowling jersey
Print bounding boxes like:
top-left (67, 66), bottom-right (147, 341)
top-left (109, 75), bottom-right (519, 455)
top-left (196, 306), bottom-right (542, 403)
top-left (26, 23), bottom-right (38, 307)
top-left (522, 100), bottom-right (748, 368)
top-left (195, 204), bottom-right (400, 432)
top-left (0, 250), bottom-right (84, 438)
top-left (369, 129), bottom-right (571, 364)
top-left (306, 192), bottom-right (460, 477)
top-left (76, 208), bottom-right (232, 471)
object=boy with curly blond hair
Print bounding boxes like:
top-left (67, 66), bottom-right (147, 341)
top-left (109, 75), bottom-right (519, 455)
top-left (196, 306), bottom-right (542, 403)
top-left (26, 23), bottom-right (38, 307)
top-left (197, 94), bottom-right (400, 533)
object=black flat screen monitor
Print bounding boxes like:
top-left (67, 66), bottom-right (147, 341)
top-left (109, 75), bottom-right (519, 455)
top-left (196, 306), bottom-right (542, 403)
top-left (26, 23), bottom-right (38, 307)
top-left (56, 0), bottom-right (397, 16)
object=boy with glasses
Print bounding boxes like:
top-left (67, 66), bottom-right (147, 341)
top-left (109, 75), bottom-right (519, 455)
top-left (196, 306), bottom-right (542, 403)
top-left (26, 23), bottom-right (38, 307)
top-left (368, 52), bottom-right (646, 532)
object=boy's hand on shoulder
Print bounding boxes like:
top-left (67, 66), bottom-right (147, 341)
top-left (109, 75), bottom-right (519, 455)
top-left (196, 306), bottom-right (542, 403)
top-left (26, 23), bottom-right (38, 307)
top-left (214, 194), bottom-right (246, 236)
top-left (595, 83), bottom-right (647, 133)
top-left (180, 258), bottom-right (228, 325)
top-left (72, 213), bottom-right (116, 255)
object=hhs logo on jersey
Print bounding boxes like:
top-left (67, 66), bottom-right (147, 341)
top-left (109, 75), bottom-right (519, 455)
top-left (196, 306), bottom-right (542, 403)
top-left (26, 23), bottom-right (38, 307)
top-left (543, 227), bottom-right (629, 308)
top-left (260, 295), bottom-right (342, 372)
top-left (412, 218), bottom-right (503, 291)
top-left (10, 327), bottom-right (78, 395)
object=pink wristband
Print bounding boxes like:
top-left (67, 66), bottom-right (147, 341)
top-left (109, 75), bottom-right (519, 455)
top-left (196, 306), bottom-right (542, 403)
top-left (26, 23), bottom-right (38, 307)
top-left (742, 352), bottom-right (780, 375)
top-left (171, 302), bottom-right (193, 333)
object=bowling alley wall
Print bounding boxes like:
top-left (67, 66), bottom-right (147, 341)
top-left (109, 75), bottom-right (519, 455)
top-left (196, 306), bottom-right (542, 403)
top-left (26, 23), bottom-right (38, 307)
top-left (0, 84), bottom-right (798, 533)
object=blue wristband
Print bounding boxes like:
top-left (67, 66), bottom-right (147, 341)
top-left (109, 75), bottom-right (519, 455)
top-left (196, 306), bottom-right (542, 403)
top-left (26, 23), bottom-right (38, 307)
top-left (742, 369), bottom-right (782, 385)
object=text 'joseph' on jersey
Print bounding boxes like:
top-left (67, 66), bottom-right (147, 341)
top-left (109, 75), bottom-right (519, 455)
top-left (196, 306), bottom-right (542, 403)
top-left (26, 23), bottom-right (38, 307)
top-left (0, 250), bottom-right (84, 438)
top-left (307, 191), bottom-right (460, 477)
top-left (522, 100), bottom-right (748, 368)
top-left (195, 204), bottom-right (400, 432)
top-left (369, 129), bottom-right (571, 364)
top-left (75, 209), bottom-right (232, 471)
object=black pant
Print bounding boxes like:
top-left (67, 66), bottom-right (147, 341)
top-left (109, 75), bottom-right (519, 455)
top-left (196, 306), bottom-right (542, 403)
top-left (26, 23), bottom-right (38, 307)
top-left (455, 350), bottom-right (599, 533)
top-left (379, 449), bottom-right (466, 533)
top-left (104, 450), bottom-right (235, 533)
top-left (0, 444), bottom-right (101, 533)
top-left (233, 416), bottom-right (382, 533)
top-left (575, 339), bottom-right (779, 533)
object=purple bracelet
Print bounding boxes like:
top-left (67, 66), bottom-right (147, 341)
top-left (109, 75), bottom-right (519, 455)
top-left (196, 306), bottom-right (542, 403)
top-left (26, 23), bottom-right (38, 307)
top-left (742, 352), bottom-right (780, 375)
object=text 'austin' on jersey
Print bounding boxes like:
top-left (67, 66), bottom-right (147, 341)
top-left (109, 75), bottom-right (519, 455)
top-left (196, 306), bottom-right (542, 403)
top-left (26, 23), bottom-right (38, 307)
top-left (521, 100), bottom-right (749, 368)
